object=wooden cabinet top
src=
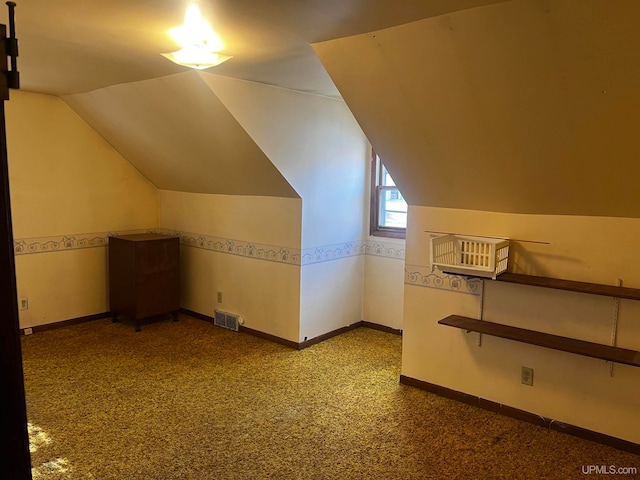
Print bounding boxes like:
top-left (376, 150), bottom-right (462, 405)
top-left (109, 233), bottom-right (179, 242)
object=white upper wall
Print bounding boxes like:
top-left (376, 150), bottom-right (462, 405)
top-left (199, 73), bottom-right (369, 248)
top-left (198, 74), bottom-right (370, 342)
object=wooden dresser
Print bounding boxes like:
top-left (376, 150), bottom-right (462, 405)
top-left (108, 233), bottom-right (180, 331)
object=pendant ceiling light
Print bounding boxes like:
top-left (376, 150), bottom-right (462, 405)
top-left (162, 4), bottom-right (232, 70)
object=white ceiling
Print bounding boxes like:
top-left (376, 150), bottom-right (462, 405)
top-left (2, 0), bottom-right (509, 97)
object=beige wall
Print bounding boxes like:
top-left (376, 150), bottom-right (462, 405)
top-left (7, 76), bottom-right (405, 339)
top-left (300, 257), bottom-right (364, 340)
top-left (403, 206), bottom-right (640, 443)
top-left (362, 147), bottom-right (405, 330)
top-left (7, 90), bottom-right (158, 328)
top-left (363, 244), bottom-right (404, 330)
top-left (9, 83), bottom-right (397, 339)
top-left (159, 191), bottom-right (301, 248)
top-left (7, 91), bottom-right (158, 238)
top-left (201, 74), bottom-right (371, 341)
top-left (159, 190), bottom-right (302, 342)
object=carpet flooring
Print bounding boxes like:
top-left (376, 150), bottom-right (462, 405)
top-left (21, 314), bottom-right (639, 479)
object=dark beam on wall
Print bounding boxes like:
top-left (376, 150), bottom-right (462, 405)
top-left (0, 15), bottom-right (33, 480)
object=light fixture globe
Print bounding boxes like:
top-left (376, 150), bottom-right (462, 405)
top-left (162, 4), bottom-right (232, 69)
top-left (162, 49), bottom-right (232, 70)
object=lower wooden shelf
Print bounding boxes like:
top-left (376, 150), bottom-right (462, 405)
top-left (438, 315), bottom-right (640, 368)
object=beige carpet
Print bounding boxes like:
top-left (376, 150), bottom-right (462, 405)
top-left (21, 314), bottom-right (639, 479)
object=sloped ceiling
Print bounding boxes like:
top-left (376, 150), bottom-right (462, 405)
top-left (6, 0), bottom-right (510, 97)
top-left (63, 71), bottom-right (298, 197)
top-left (10, 0), bottom-right (513, 199)
top-left (314, 0), bottom-right (640, 218)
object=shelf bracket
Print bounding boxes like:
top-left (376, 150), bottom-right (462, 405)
top-left (477, 279), bottom-right (485, 347)
top-left (608, 278), bottom-right (622, 376)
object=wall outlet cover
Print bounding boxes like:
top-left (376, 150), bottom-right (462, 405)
top-left (521, 366), bottom-right (534, 386)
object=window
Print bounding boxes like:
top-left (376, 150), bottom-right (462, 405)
top-left (370, 151), bottom-right (407, 238)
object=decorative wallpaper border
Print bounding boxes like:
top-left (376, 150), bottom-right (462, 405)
top-left (13, 229), bottom-right (406, 266)
top-left (300, 240), bottom-right (406, 265)
top-left (14, 229), bottom-right (481, 296)
top-left (301, 241), bottom-right (366, 265)
top-left (365, 241), bottom-right (406, 260)
top-left (13, 229), bottom-right (153, 256)
top-left (404, 263), bottom-right (484, 296)
top-left (160, 229), bottom-right (302, 266)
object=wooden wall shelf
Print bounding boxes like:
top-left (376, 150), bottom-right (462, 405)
top-left (496, 272), bottom-right (640, 301)
top-left (439, 315), bottom-right (640, 368)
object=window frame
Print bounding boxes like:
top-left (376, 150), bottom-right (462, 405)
top-left (370, 150), bottom-right (406, 239)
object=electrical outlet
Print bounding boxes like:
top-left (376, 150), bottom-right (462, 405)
top-left (24, 327), bottom-right (33, 336)
top-left (217, 291), bottom-right (222, 303)
top-left (521, 366), bottom-right (534, 386)
top-left (19, 297), bottom-right (28, 310)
